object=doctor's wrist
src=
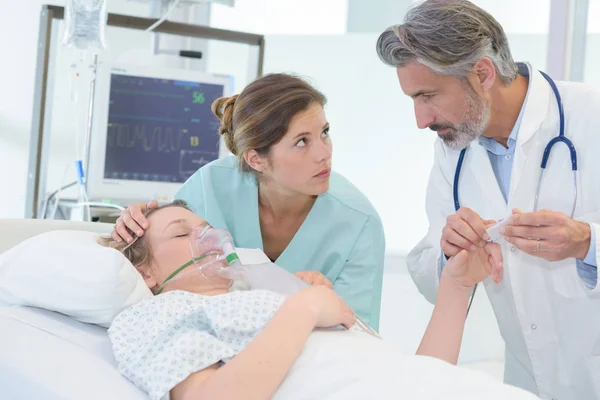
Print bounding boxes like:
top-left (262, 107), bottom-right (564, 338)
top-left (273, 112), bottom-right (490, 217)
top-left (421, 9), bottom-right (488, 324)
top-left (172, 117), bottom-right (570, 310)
top-left (573, 221), bottom-right (591, 260)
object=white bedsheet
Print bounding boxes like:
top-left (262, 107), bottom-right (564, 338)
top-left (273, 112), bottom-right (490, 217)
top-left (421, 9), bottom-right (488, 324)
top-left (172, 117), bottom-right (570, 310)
top-left (0, 304), bottom-right (147, 400)
top-left (275, 330), bottom-right (538, 400)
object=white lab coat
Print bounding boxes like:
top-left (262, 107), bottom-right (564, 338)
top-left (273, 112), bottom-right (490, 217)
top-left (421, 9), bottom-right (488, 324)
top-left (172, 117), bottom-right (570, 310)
top-left (407, 65), bottom-right (600, 400)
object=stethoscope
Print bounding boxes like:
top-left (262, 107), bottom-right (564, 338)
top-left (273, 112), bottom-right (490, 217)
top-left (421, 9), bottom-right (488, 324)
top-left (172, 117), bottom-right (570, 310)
top-left (453, 71), bottom-right (578, 316)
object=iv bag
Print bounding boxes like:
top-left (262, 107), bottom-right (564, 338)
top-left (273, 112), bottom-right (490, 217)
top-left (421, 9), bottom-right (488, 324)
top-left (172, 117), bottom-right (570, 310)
top-left (62, 0), bottom-right (108, 51)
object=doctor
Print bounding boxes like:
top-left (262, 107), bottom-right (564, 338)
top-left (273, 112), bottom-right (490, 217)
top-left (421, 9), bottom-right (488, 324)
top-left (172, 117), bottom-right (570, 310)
top-left (377, 0), bottom-right (600, 398)
top-left (111, 73), bottom-right (385, 329)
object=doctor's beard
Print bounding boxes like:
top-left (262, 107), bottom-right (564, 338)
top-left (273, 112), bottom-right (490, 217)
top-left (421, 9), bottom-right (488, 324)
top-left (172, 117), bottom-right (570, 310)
top-left (431, 86), bottom-right (491, 151)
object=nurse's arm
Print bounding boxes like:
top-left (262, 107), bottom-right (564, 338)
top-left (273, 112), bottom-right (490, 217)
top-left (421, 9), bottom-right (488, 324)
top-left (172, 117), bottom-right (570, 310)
top-left (333, 214), bottom-right (386, 331)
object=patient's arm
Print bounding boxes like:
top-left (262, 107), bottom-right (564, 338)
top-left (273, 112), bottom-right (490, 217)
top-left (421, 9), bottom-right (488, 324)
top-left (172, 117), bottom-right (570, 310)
top-left (416, 247), bottom-right (503, 365)
top-left (171, 286), bottom-right (354, 400)
top-left (415, 271), bottom-right (472, 364)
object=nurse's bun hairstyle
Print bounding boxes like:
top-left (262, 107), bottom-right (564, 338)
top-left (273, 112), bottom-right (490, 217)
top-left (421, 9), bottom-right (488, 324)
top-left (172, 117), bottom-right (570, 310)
top-left (211, 73), bottom-right (327, 177)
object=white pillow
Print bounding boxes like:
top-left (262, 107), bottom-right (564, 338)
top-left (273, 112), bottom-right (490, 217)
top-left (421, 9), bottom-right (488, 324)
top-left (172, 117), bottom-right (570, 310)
top-left (0, 230), bottom-right (152, 327)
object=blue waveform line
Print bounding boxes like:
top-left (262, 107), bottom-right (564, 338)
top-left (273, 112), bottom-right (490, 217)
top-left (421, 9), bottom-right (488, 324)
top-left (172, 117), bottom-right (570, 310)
top-left (174, 81), bottom-right (201, 87)
top-left (110, 114), bottom-right (183, 123)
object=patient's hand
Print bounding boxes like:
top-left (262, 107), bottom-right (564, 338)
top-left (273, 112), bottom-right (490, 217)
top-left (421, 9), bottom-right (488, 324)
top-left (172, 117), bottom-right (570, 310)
top-left (294, 271), bottom-right (333, 289)
top-left (443, 243), bottom-right (504, 290)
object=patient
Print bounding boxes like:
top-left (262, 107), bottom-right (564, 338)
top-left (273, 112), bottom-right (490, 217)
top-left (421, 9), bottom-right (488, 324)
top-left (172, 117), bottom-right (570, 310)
top-left (101, 201), bottom-right (536, 400)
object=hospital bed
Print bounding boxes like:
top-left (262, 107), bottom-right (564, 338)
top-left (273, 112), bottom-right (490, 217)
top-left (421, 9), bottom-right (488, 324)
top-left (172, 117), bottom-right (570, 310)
top-left (0, 219), bottom-right (513, 400)
top-left (0, 219), bottom-right (148, 399)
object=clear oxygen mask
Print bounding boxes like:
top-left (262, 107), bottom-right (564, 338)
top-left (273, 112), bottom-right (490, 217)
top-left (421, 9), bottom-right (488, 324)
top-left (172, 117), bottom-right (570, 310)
top-left (155, 225), bottom-right (242, 295)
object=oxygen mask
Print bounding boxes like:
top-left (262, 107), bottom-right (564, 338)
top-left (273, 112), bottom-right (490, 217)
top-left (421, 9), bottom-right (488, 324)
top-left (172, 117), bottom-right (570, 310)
top-left (155, 225), bottom-right (240, 294)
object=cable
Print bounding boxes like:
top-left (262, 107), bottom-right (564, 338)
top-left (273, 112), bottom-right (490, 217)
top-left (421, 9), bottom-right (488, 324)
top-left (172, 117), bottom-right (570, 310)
top-left (42, 180), bottom-right (78, 219)
top-left (466, 284), bottom-right (478, 317)
top-left (49, 163), bottom-right (75, 220)
top-left (145, 0), bottom-right (183, 32)
top-left (76, 201), bottom-right (126, 211)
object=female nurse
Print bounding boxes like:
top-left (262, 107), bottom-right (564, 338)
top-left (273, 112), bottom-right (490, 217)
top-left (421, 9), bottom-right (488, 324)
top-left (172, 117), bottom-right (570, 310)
top-left (111, 73), bottom-right (385, 329)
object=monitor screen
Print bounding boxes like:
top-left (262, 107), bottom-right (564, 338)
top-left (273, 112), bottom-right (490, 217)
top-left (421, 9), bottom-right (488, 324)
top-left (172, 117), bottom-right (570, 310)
top-left (103, 74), bottom-right (224, 183)
top-left (87, 62), bottom-right (232, 204)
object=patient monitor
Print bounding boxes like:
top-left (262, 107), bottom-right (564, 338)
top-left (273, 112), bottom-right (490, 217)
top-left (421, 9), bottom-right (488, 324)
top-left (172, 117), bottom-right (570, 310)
top-left (86, 62), bottom-right (232, 206)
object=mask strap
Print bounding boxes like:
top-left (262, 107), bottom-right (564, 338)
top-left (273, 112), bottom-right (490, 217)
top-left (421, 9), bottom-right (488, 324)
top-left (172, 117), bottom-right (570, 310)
top-left (155, 253), bottom-right (215, 294)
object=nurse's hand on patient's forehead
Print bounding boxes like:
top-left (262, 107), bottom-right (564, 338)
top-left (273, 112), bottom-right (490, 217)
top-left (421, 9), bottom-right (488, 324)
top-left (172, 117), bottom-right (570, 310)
top-left (112, 200), bottom-right (159, 243)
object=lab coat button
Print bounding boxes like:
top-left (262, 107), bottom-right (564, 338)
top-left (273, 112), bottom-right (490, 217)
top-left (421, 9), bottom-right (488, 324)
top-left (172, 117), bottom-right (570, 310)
top-left (531, 324), bottom-right (537, 330)
top-left (511, 246), bottom-right (517, 252)
top-left (505, 154), bottom-right (512, 160)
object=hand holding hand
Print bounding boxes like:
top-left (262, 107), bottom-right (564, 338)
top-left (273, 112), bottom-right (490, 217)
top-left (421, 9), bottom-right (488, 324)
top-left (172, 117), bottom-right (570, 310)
top-left (442, 242), bottom-right (504, 290)
top-left (441, 207), bottom-right (495, 258)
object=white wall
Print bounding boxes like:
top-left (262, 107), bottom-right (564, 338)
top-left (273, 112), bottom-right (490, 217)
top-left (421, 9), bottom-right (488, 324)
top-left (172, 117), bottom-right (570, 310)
top-left (211, 0), bottom-right (348, 34)
top-left (584, 0), bottom-right (600, 83)
top-left (0, 0), bottom-right (40, 218)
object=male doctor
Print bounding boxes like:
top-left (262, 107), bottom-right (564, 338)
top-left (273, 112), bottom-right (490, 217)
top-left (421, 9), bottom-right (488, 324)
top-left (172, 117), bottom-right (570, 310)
top-left (376, 0), bottom-right (600, 399)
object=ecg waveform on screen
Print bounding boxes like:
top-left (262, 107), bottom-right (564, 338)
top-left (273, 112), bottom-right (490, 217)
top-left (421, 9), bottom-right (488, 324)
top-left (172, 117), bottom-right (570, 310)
top-left (107, 123), bottom-right (186, 153)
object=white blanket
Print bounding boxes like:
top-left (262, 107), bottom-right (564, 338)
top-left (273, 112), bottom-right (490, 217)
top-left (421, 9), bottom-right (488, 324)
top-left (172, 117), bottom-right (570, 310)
top-left (276, 330), bottom-right (538, 400)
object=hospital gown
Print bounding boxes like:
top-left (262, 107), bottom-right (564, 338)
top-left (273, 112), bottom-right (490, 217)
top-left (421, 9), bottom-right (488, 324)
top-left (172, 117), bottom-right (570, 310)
top-left (108, 290), bottom-right (284, 400)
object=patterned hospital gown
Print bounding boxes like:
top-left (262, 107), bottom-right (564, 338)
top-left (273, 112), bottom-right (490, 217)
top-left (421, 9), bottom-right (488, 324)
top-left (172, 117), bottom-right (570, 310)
top-left (108, 289), bottom-right (285, 400)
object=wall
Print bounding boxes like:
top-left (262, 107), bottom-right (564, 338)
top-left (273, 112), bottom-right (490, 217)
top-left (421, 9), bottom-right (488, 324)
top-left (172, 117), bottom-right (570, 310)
top-left (210, 0), bottom-right (348, 34)
top-left (0, 0), bottom-right (41, 218)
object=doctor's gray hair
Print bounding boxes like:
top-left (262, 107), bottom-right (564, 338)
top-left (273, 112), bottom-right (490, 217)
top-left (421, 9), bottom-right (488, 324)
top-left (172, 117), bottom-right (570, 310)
top-left (376, 0), bottom-right (518, 85)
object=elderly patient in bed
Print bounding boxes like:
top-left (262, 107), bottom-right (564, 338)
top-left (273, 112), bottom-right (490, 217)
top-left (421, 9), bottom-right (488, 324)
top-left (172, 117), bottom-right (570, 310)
top-left (99, 201), bottom-right (537, 400)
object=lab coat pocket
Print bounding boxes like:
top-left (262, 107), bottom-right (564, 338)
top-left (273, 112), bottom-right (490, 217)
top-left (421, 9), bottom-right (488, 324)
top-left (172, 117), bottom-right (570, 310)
top-left (550, 258), bottom-right (588, 298)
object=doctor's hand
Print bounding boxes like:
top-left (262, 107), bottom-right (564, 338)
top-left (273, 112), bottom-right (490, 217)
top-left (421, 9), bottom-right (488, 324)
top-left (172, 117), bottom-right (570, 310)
top-left (442, 243), bottom-right (504, 290)
top-left (441, 207), bottom-right (495, 258)
top-left (294, 271), bottom-right (334, 289)
top-left (501, 209), bottom-right (592, 262)
top-left (111, 200), bottom-right (159, 243)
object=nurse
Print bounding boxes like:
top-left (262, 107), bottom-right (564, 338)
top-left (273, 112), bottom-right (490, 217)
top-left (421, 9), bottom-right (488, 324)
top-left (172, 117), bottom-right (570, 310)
top-left (111, 73), bottom-right (385, 329)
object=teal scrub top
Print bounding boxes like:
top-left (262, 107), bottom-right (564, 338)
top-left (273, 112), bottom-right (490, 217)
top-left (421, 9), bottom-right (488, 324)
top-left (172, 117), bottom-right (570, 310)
top-left (174, 156), bottom-right (385, 330)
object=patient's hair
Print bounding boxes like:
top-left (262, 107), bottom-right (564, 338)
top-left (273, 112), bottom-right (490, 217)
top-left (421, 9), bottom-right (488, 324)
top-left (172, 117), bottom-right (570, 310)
top-left (211, 73), bottom-right (327, 178)
top-left (98, 200), bottom-right (191, 269)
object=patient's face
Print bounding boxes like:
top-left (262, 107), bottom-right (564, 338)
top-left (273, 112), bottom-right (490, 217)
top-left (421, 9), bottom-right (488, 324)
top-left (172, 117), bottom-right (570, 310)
top-left (141, 207), bottom-right (232, 296)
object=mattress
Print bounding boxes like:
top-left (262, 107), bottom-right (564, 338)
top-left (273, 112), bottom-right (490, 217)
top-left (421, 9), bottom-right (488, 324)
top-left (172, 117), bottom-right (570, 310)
top-left (0, 304), bottom-right (147, 399)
